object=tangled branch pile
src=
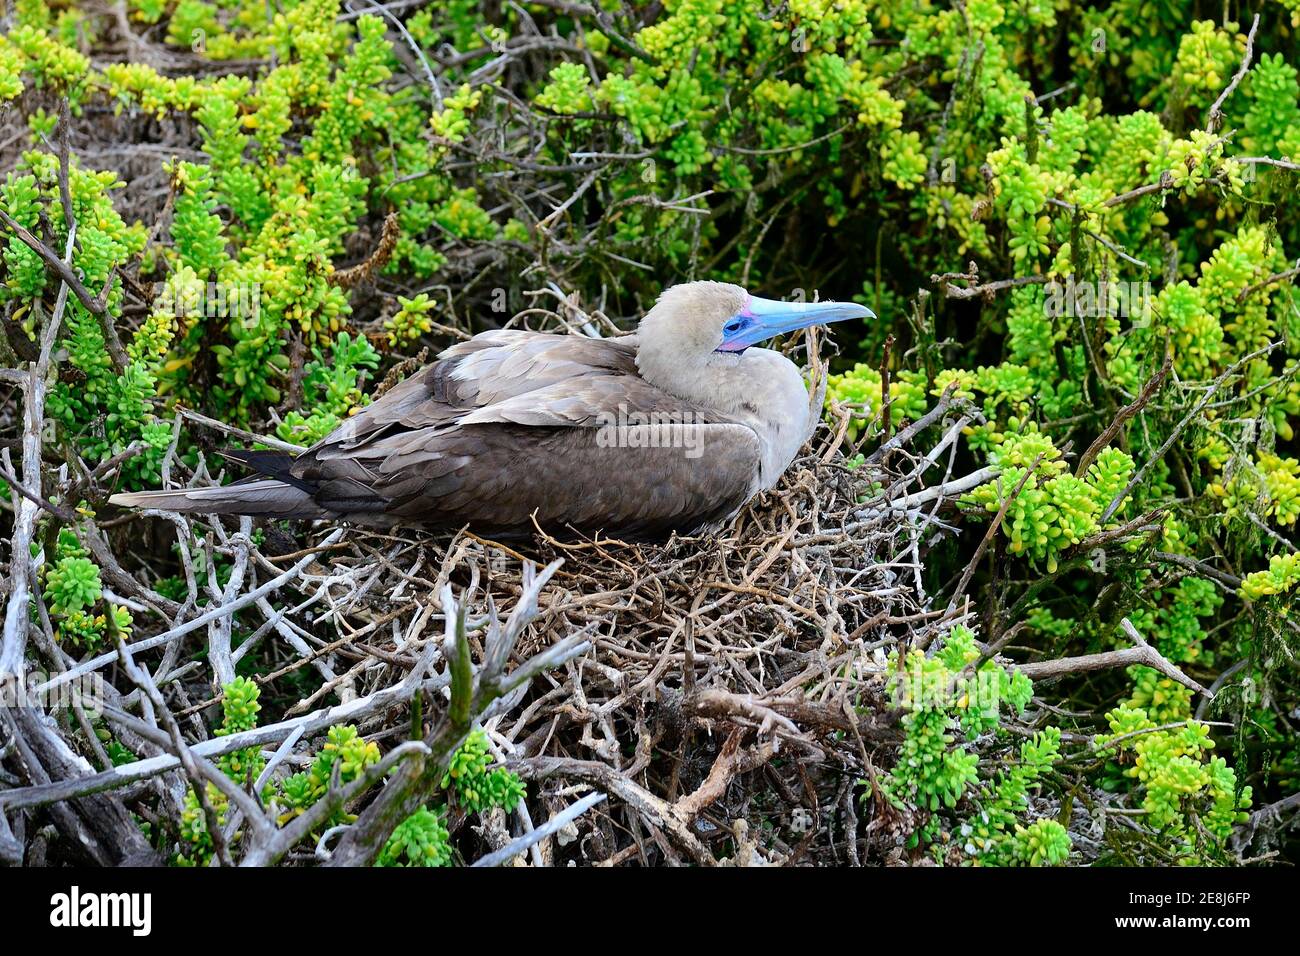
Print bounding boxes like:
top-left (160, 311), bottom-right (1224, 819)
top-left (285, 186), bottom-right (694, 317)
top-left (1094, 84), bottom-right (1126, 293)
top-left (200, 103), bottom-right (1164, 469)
top-left (1, 379), bottom-right (988, 866)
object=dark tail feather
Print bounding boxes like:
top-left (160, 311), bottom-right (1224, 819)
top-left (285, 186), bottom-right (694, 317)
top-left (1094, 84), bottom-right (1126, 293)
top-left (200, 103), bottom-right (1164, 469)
top-left (109, 479), bottom-right (328, 518)
top-left (218, 448), bottom-right (318, 493)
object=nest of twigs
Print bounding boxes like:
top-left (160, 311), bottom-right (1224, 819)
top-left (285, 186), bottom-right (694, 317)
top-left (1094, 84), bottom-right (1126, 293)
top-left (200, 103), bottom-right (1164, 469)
top-left (298, 425), bottom-right (970, 865)
top-left (2, 308), bottom-right (1016, 866)
top-left (85, 386), bottom-right (987, 866)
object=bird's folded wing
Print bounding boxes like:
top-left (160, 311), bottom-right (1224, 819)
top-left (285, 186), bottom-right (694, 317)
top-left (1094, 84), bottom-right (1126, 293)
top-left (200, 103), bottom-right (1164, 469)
top-left (453, 374), bottom-right (704, 428)
top-left (289, 331), bottom-right (763, 534)
top-left (304, 420), bottom-right (763, 536)
top-left (314, 330), bottom-right (641, 451)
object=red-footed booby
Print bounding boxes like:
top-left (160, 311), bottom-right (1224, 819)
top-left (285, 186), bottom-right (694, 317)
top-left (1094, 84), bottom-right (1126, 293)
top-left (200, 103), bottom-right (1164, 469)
top-left (110, 281), bottom-right (872, 536)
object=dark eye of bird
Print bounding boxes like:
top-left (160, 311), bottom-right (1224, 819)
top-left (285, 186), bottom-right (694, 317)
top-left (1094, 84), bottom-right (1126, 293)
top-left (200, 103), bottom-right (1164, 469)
top-left (725, 320), bottom-right (742, 332)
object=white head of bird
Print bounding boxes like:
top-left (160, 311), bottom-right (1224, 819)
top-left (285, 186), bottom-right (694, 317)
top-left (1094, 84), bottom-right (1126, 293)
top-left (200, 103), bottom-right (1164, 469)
top-left (633, 279), bottom-right (874, 485)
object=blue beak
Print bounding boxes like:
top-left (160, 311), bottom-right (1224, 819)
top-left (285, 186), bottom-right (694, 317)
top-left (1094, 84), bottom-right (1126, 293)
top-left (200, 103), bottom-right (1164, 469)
top-left (717, 295), bottom-right (875, 352)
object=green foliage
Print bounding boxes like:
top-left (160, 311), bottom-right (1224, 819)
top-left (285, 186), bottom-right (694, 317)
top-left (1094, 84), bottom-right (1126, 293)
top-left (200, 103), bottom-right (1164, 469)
top-left (966, 728), bottom-right (1069, 866)
top-left (177, 784), bottom-right (227, 867)
top-left (216, 676), bottom-right (265, 783)
top-left (1099, 708), bottom-right (1252, 863)
top-left (1124, 577), bottom-right (1223, 723)
top-left (39, 533), bottom-right (133, 651)
top-left (377, 806), bottom-right (452, 867)
top-left (385, 293), bottom-right (436, 347)
top-left (375, 728), bottom-right (528, 867)
top-left (106, 740), bottom-right (137, 767)
top-left (825, 364), bottom-right (928, 438)
top-left (44, 555), bottom-right (101, 615)
top-left (875, 624), bottom-right (1058, 860)
top-left (1006, 818), bottom-right (1073, 866)
top-left (277, 724), bottom-right (381, 828)
top-left (174, 685), bottom-right (525, 865)
top-left (441, 728), bottom-right (527, 815)
top-left (179, 679), bottom-right (381, 864)
top-left (4, 2), bottom-right (462, 450)
top-left (535, 62), bottom-right (596, 115)
top-left (961, 436), bottom-right (1137, 572)
top-left (178, 676), bottom-right (269, 865)
top-left (275, 331), bottom-right (380, 445)
top-left (1240, 551), bottom-right (1300, 601)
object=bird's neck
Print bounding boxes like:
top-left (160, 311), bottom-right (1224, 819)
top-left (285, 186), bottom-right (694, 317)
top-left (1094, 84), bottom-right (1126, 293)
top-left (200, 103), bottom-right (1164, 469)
top-left (637, 346), bottom-right (811, 489)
